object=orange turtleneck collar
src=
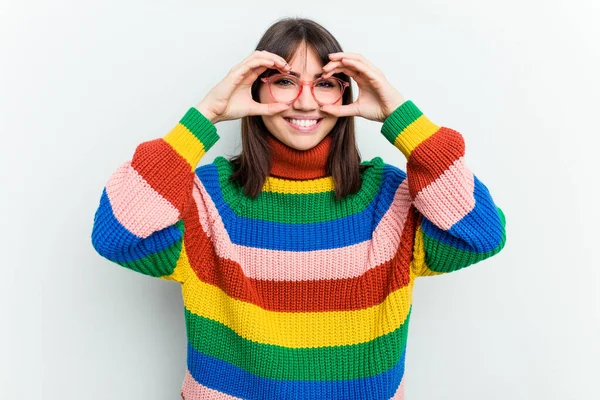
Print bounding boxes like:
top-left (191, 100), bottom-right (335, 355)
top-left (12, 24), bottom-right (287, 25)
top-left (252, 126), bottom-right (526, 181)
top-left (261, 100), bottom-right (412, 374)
top-left (266, 133), bottom-right (332, 180)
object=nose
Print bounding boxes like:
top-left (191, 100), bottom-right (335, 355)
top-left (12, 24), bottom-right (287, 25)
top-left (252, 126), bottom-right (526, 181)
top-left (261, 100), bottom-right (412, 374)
top-left (293, 82), bottom-right (318, 110)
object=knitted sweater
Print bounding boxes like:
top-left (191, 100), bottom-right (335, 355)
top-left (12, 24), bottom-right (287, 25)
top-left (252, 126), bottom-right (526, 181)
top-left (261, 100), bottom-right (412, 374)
top-left (91, 100), bottom-right (507, 400)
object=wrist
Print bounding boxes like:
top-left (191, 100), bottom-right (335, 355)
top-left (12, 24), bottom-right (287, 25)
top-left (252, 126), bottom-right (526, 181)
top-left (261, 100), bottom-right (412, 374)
top-left (383, 95), bottom-right (407, 121)
top-left (195, 102), bottom-right (219, 124)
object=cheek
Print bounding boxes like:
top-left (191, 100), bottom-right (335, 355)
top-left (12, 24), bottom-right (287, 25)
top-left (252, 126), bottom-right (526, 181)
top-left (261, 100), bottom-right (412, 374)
top-left (258, 85), bottom-right (275, 103)
top-left (322, 117), bottom-right (338, 132)
top-left (258, 85), bottom-right (279, 127)
top-left (263, 115), bottom-right (279, 128)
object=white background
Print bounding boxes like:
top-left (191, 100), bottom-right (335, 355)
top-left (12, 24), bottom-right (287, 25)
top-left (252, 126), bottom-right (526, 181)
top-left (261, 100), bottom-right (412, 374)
top-left (1, 0), bottom-right (599, 399)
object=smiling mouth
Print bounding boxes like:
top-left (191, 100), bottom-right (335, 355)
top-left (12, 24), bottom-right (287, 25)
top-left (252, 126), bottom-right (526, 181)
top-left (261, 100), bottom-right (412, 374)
top-left (283, 117), bottom-right (323, 127)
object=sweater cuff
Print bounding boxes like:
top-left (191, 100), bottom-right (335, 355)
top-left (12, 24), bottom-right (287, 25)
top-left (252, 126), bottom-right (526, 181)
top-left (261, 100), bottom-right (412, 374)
top-left (380, 100), bottom-right (441, 159)
top-left (163, 107), bottom-right (220, 168)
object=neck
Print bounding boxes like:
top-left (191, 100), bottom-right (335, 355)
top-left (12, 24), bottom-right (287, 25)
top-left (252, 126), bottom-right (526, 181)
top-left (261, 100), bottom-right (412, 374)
top-left (266, 133), bottom-right (332, 180)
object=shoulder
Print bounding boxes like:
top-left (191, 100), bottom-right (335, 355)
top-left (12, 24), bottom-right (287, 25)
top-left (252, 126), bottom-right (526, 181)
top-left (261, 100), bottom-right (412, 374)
top-left (361, 156), bottom-right (406, 181)
top-left (192, 156), bottom-right (235, 196)
top-left (194, 156), bottom-right (232, 177)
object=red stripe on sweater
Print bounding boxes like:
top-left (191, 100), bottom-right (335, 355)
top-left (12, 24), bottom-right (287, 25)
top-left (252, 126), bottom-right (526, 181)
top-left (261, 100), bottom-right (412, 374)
top-left (131, 139), bottom-right (195, 213)
top-left (184, 203), bottom-right (418, 313)
top-left (406, 127), bottom-right (465, 198)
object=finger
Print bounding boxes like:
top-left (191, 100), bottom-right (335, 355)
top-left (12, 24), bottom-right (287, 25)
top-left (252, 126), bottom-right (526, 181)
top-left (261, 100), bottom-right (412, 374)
top-left (253, 50), bottom-right (290, 70)
top-left (228, 58), bottom-right (273, 85)
top-left (230, 58), bottom-right (285, 84)
top-left (322, 60), bottom-right (342, 70)
top-left (328, 51), bottom-right (361, 58)
top-left (328, 52), bottom-right (368, 64)
top-left (248, 101), bottom-right (290, 117)
top-left (322, 65), bottom-right (358, 79)
top-left (234, 54), bottom-right (289, 79)
top-left (320, 103), bottom-right (360, 118)
top-left (336, 58), bottom-right (381, 82)
top-left (238, 57), bottom-right (288, 75)
top-left (258, 50), bottom-right (288, 63)
top-left (242, 50), bottom-right (288, 66)
top-left (328, 52), bottom-right (380, 72)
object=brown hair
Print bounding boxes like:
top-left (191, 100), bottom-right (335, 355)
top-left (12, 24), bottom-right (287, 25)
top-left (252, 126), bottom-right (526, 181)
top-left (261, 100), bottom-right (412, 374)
top-left (227, 17), bottom-right (367, 200)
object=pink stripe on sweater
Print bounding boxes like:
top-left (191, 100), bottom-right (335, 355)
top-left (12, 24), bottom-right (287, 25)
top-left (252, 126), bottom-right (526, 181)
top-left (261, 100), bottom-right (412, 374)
top-left (180, 370), bottom-right (242, 399)
top-left (413, 156), bottom-right (475, 230)
top-left (191, 176), bottom-right (412, 281)
top-left (105, 161), bottom-right (180, 238)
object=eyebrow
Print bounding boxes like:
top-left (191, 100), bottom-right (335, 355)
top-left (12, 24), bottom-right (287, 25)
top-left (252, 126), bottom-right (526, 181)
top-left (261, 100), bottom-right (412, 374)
top-left (289, 70), bottom-right (323, 78)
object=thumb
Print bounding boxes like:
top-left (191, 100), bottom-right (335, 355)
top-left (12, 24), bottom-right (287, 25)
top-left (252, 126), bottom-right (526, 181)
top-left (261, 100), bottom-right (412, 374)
top-left (250, 102), bottom-right (290, 116)
top-left (320, 103), bottom-right (358, 117)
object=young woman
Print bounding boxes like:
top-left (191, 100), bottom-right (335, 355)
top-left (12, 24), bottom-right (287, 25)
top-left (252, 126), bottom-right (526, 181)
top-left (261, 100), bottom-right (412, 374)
top-left (91, 17), bottom-right (507, 400)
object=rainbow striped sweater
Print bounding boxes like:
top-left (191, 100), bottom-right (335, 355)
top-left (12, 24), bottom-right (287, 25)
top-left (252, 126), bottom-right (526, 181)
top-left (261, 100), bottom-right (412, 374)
top-left (91, 100), bottom-right (507, 399)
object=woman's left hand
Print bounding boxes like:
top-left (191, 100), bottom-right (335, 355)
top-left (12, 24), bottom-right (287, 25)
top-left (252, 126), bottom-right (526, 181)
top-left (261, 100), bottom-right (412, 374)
top-left (320, 52), bottom-right (406, 123)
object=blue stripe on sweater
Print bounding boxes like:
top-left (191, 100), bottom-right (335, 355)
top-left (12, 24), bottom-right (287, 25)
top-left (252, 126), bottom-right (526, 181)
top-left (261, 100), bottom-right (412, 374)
top-left (196, 163), bottom-right (405, 251)
top-left (186, 340), bottom-right (406, 400)
top-left (421, 174), bottom-right (504, 253)
top-left (91, 189), bottom-right (183, 263)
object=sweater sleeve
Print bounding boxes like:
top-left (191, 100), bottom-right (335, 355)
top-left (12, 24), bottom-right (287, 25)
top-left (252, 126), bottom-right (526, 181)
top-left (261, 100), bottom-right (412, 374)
top-left (91, 107), bottom-right (220, 283)
top-left (381, 100), bottom-right (507, 278)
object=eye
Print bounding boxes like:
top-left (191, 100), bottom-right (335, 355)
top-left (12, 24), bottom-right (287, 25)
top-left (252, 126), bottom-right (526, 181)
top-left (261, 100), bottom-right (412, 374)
top-left (316, 81), bottom-right (335, 88)
top-left (273, 77), bottom-right (297, 87)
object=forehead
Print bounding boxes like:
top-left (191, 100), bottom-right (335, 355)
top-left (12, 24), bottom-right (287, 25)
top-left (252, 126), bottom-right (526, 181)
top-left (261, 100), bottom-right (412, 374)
top-left (287, 44), bottom-right (323, 76)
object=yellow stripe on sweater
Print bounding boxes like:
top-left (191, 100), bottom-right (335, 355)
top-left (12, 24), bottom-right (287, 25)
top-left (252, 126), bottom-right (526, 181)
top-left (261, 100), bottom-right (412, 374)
top-left (182, 270), bottom-right (414, 348)
top-left (263, 176), bottom-right (335, 194)
top-left (394, 115), bottom-right (440, 159)
top-left (161, 241), bottom-right (191, 283)
top-left (410, 224), bottom-right (445, 277)
top-left (163, 122), bottom-right (209, 168)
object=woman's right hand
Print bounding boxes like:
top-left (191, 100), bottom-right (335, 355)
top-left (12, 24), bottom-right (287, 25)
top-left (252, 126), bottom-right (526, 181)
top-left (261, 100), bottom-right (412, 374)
top-left (196, 50), bottom-right (292, 124)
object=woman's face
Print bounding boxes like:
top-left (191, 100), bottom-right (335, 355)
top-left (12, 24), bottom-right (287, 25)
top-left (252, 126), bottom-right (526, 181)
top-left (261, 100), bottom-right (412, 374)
top-left (258, 43), bottom-right (340, 151)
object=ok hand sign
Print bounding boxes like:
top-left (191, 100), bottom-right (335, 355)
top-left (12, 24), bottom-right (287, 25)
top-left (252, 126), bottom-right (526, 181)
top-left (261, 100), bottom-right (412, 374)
top-left (197, 50), bottom-right (292, 124)
top-left (320, 52), bottom-right (406, 123)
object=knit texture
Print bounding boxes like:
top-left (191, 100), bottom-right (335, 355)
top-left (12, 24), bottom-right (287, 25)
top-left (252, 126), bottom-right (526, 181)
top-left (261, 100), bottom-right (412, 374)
top-left (91, 100), bottom-right (507, 399)
top-left (266, 131), bottom-right (331, 179)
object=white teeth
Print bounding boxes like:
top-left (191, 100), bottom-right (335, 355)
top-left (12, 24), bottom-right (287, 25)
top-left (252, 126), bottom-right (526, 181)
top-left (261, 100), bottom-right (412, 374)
top-left (285, 118), bottom-right (319, 127)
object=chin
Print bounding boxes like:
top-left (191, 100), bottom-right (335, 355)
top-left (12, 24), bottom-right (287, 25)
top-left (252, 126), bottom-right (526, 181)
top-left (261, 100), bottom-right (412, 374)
top-left (277, 134), bottom-right (321, 151)
top-left (275, 132), bottom-right (327, 151)
top-left (290, 139), bottom-right (323, 151)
